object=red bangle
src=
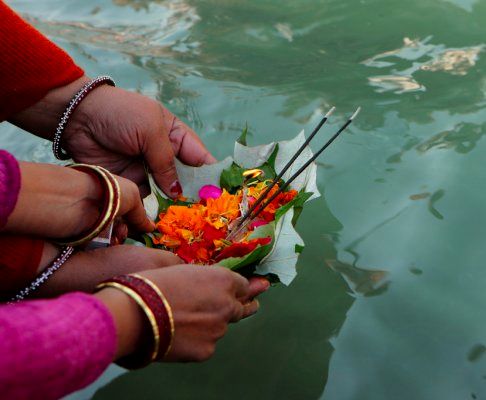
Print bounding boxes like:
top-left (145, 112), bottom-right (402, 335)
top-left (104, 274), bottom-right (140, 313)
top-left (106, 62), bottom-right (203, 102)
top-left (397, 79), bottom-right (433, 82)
top-left (96, 274), bottom-right (174, 369)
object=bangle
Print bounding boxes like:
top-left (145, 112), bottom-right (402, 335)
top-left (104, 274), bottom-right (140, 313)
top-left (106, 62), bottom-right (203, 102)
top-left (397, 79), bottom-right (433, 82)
top-left (8, 246), bottom-right (75, 303)
top-left (53, 76), bottom-right (116, 160)
top-left (96, 274), bottom-right (174, 369)
top-left (131, 273), bottom-right (175, 359)
top-left (56, 164), bottom-right (120, 247)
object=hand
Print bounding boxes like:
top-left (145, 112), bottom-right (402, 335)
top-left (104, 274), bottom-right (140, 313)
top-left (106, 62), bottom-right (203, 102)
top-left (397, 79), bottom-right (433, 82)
top-left (95, 265), bottom-right (270, 362)
top-left (3, 162), bottom-right (153, 239)
top-left (10, 76), bottom-right (216, 197)
top-left (35, 244), bottom-right (182, 297)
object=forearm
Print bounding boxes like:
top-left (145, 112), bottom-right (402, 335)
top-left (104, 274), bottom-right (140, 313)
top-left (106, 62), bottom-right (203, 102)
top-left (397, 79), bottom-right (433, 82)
top-left (3, 161), bottom-right (102, 239)
top-left (8, 75), bottom-right (90, 141)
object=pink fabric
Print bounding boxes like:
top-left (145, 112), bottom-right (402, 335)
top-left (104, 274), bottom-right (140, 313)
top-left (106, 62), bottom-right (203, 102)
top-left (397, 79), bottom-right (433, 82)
top-left (0, 292), bottom-right (117, 399)
top-left (0, 152), bottom-right (117, 398)
top-left (0, 150), bottom-right (20, 228)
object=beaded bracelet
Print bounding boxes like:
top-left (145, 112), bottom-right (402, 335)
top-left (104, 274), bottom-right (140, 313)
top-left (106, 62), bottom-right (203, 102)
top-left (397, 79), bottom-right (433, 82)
top-left (53, 76), bottom-right (115, 160)
top-left (96, 274), bottom-right (174, 369)
top-left (56, 164), bottom-right (121, 247)
top-left (8, 246), bottom-right (75, 303)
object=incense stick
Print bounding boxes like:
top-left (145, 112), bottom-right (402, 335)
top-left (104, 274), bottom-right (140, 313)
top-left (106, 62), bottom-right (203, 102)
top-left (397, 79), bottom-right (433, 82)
top-left (238, 106), bottom-right (335, 226)
top-left (228, 107), bottom-right (360, 240)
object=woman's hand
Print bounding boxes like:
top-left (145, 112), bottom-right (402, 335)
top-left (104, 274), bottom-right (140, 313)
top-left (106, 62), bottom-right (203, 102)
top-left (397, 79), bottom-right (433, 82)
top-left (3, 162), bottom-right (153, 239)
top-left (95, 264), bottom-right (270, 362)
top-left (35, 244), bottom-right (182, 297)
top-left (9, 76), bottom-right (216, 197)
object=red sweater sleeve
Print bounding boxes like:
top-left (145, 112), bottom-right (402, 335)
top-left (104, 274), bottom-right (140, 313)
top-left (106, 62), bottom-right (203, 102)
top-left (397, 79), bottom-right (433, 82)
top-left (0, 1), bottom-right (84, 121)
top-left (0, 235), bottom-right (44, 299)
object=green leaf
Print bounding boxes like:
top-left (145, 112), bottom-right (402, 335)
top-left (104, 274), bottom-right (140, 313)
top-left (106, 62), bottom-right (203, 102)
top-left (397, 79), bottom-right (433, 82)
top-left (255, 144), bottom-right (279, 181)
top-left (154, 192), bottom-right (174, 214)
top-left (295, 244), bottom-right (305, 254)
top-left (142, 233), bottom-right (155, 248)
top-left (218, 242), bottom-right (273, 270)
top-left (219, 163), bottom-right (245, 193)
top-left (274, 191), bottom-right (313, 222)
top-left (237, 124), bottom-right (248, 146)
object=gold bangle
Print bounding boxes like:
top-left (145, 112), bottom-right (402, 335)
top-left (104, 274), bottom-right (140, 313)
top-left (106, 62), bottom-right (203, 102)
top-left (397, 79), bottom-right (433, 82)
top-left (96, 166), bottom-right (121, 221)
top-left (57, 164), bottom-right (120, 247)
top-left (96, 281), bottom-right (160, 364)
top-left (131, 273), bottom-right (175, 359)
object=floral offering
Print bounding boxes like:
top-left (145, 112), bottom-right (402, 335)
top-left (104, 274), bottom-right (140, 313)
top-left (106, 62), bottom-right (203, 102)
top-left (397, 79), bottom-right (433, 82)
top-left (143, 131), bottom-right (320, 285)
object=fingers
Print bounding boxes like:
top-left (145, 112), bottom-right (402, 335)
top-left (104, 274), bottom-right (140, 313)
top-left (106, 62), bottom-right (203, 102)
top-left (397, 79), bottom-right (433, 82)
top-left (161, 107), bottom-right (217, 166)
top-left (142, 105), bottom-right (181, 198)
top-left (143, 247), bottom-right (183, 267)
top-left (115, 176), bottom-right (155, 233)
top-left (111, 221), bottom-right (128, 245)
top-left (242, 299), bottom-right (260, 319)
top-left (117, 163), bottom-right (148, 192)
top-left (246, 276), bottom-right (270, 300)
top-left (229, 299), bottom-right (260, 322)
top-left (226, 268), bottom-right (252, 299)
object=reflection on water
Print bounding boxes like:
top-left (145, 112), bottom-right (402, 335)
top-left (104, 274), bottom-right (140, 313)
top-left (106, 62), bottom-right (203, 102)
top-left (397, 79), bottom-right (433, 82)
top-left (364, 36), bottom-right (483, 93)
top-left (468, 344), bottom-right (486, 363)
top-left (4, 0), bottom-right (486, 398)
top-left (326, 259), bottom-right (388, 297)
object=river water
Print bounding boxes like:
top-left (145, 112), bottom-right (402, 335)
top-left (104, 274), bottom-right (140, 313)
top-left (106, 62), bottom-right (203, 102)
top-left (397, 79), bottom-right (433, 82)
top-left (3, 0), bottom-right (486, 399)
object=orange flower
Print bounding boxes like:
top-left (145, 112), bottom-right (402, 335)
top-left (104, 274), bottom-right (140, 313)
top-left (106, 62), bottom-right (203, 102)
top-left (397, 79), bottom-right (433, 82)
top-left (153, 234), bottom-right (181, 249)
top-left (151, 182), bottom-right (298, 265)
top-left (258, 188), bottom-right (298, 222)
top-left (156, 205), bottom-right (206, 243)
top-left (205, 189), bottom-right (241, 230)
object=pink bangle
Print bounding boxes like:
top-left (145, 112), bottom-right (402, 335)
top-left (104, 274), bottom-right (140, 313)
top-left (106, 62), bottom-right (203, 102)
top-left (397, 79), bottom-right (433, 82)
top-left (53, 76), bottom-right (115, 160)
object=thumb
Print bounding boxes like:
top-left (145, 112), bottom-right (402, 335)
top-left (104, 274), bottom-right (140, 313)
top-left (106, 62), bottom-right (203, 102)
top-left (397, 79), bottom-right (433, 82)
top-left (143, 126), bottom-right (182, 199)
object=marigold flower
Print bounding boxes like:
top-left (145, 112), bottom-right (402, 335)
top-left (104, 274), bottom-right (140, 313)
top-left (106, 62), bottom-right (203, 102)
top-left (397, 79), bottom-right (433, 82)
top-left (205, 189), bottom-right (241, 230)
top-left (156, 205), bottom-right (206, 243)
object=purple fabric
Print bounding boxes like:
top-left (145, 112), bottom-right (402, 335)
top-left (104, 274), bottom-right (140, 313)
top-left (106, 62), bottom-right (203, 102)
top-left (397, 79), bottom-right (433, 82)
top-left (0, 150), bottom-right (20, 228)
top-left (0, 292), bottom-right (117, 399)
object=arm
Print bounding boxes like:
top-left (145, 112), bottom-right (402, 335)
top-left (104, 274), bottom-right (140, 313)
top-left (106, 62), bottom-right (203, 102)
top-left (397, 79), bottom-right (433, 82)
top-left (1, 265), bottom-right (269, 399)
top-left (1, 157), bottom-right (153, 239)
top-left (0, 1), bottom-right (83, 121)
top-left (0, 293), bottom-right (117, 399)
top-left (2, 2), bottom-right (215, 197)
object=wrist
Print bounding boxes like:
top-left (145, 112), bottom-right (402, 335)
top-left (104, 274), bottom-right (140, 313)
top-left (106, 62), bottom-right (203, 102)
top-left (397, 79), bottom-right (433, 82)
top-left (37, 242), bottom-right (62, 273)
top-left (95, 287), bottom-right (146, 359)
top-left (8, 76), bottom-right (91, 141)
top-left (4, 162), bottom-right (103, 238)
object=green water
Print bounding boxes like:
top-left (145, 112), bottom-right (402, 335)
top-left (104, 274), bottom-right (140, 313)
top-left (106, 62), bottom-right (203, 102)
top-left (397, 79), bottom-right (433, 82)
top-left (3, 0), bottom-right (486, 398)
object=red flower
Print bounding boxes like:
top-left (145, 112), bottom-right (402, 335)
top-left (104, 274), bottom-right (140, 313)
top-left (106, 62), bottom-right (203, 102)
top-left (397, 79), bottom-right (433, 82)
top-left (176, 241), bottom-right (211, 264)
top-left (215, 237), bottom-right (271, 262)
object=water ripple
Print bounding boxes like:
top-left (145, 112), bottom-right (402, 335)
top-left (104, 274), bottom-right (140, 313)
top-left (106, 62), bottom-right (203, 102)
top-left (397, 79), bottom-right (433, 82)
top-left (363, 36), bottom-right (483, 93)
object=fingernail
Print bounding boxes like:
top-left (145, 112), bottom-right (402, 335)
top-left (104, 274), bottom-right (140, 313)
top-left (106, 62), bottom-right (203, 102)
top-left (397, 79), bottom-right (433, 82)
top-left (205, 153), bottom-right (218, 165)
top-left (258, 278), bottom-right (270, 291)
top-left (251, 299), bottom-right (260, 316)
top-left (170, 180), bottom-right (183, 196)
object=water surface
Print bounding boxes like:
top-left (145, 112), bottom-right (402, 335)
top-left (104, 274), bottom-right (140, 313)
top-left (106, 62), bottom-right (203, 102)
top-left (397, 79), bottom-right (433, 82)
top-left (3, 0), bottom-right (486, 399)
